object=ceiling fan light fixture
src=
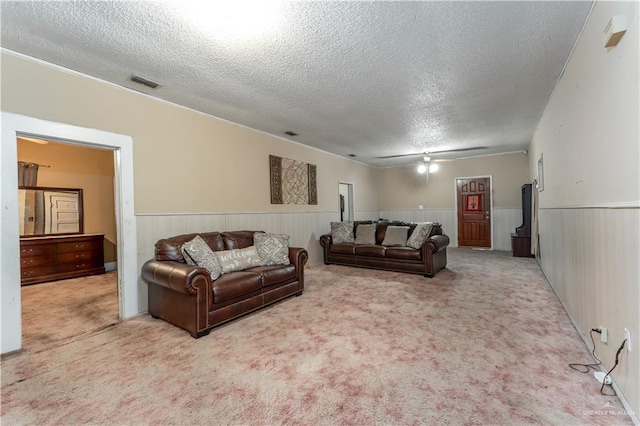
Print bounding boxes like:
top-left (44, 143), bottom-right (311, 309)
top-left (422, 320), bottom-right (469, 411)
top-left (429, 163), bottom-right (440, 173)
top-left (417, 164), bottom-right (428, 174)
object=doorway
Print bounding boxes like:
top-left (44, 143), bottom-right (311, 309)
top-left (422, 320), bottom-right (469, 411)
top-left (338, 182), bottom-right (354, 222)
top-left (456, 176), bottom-right (492, 248)
top-left (17, 138), bottom-right (119, 349)
top-left (1, 112), bottom-right (137, 354)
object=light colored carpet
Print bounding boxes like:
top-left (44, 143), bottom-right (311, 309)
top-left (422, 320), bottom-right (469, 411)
top-left (1, 249), bottom-right (632, 425)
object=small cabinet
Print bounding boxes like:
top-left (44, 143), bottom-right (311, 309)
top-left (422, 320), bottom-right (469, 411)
top-left (20, 234), bottom-right (105, 285)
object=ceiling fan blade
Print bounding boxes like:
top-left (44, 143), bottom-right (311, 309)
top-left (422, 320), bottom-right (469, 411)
top-left (375, 152), bottom-right (424, 159)
top-left (428, 146), bottom-right (488, 154)
top-left (376, 146), bottom-right (488, 159)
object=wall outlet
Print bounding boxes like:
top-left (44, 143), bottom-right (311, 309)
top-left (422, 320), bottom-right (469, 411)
top-left (418, 204), bottom-right (424, 210)
top-left (624, 327), bottom-right (631, 352)
top-left (600, 327), bottom-right (608, 343)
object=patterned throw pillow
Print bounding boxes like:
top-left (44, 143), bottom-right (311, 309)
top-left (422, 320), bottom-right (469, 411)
top-left (182, 235), bottom-right (222, 280)
top-left (254, 232), bottom-right (290, 266)
top-left (214, 246), bottom-right (263, 274)
top-left (180, 246), bottom-right (196, 265)
top-left (331, 221), bottom-right (355, 244)
top-left (406, 222), bottom-right (434, 249)
top-left (354, 223), bottom-right (376, 245)
top-left (381, 226), bottom-right (410, 246)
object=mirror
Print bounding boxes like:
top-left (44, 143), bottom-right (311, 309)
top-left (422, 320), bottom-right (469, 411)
top-left (18, 186), bottom-right (83, 237)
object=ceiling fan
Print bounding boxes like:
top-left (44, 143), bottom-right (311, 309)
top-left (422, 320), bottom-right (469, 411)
top-left (375, 146), bottom-right (488, 160)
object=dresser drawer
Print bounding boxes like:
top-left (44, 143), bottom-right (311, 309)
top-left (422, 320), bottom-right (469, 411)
top-left (21, 265), bottom-right (56, 278)
top-left (57, 250), bottom-right (98, 264)
top-left (21, 255), bottom-right (55, 268)
top-left (57, 260), bottom-right (102, 273)
top-left (20, 245), bottom-right (55, 257)
top-left (57, 239), bottom-right (102, 253)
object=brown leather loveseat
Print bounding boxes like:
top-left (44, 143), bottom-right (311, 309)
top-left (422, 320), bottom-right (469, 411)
top-left (142, 231), bottom-right (308, 338)
top-left (320, 221), bottom-right (449, 277)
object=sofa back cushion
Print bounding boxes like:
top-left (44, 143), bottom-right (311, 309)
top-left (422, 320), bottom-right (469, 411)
top-left (222, 231), bottom-right (258, 250)
top-left (156, 232), bottom-right (225, 262)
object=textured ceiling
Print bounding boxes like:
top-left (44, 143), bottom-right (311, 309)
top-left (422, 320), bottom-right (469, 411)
top-left (1, 1), bottom-right (592, 167)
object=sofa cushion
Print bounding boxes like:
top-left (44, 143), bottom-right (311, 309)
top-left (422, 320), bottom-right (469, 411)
top-left (182, 235), bottom-right (223, 280)
top-left (330, 243), bottom-right (357, 255)
top-left (331, 221), bottom-right (355, 244)
top-left (254, 232), bottom-right (290, 266)
top-left (156, 232), bottom-right (225, 262)
top-left (406, 222), bottom-right (434, 249)
top-left (212, 271), bottom-right (262, 303)
top-left (247, 264), bottom-right (297, 287)
top-left (386, 246), bottom-right (422, 260)
top-left (354, 245), bottom-right (386, 257)
top-left (381, 226), bottom-right (410, 246)
top-left (222, 231), bottom-right (257, 250)
top-left (214, 246), bottom-right (263, 274)
top-left (354, 223), bottom-right (376, 245)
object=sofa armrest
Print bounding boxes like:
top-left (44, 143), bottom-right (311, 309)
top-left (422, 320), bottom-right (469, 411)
top-left (141, 259), bottom-right (212, 295)
top-left (288, 247), bottom-right (309, 270)
top-left (424, 234), bottom-right (450, 254)
top-left (319, 234), bottom-right (332, 263)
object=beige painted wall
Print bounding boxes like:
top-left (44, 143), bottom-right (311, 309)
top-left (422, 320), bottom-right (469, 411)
top-left (529, 0), bottom-right (639, 417)
top-left (17, 139), bottom-right (117, 262)
top-left (529, 3), bottom-right (639, 208)
top-left (379, 152), bottom-right (530, 210)
top-left (1, 52), bottom-right (379, 215)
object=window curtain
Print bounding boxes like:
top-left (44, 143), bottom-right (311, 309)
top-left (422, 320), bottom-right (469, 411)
top-left (18, 161), bottom-right (39, 186)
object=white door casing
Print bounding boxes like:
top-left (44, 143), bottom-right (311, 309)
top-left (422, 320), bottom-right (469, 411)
top-left (1, 112), bottom-right (137, 354)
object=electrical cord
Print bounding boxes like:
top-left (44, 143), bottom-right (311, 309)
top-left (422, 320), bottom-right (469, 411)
top-left (599, 339), bottom-right (627, 396)
top-left (569, 329), bottom-right (602, 373)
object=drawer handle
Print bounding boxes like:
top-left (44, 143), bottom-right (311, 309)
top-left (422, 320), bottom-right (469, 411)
top-left (75, 254), bottom-right (85, 259)
top-left (23, 249), bottom-right (33, 254)
top-left (75, 244), bottom-right (85, 249)
top-left (76, 264), bottom-right (86, 268)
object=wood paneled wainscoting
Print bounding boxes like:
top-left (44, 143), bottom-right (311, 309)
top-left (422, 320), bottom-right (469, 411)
top-left (379, 208), bottom-right (521, 251)
top-left (537, 206), bottom-right (639, 419)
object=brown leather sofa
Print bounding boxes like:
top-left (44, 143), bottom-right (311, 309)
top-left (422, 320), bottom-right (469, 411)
top-left (319, 221), bottom-right (449, 277)
top-left (141, 231), bottom-right (308, 338)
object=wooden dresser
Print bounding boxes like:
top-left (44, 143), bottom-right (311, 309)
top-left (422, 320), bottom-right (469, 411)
top-left (20, 234), bottom-right (105, 285)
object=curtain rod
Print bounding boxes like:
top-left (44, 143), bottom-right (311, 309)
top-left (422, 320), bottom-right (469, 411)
top-left (19, 161), bottom-right (51, 168)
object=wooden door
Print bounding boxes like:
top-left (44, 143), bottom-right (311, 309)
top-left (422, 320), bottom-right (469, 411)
top-left (457, 177), bottom-right (491, 247)
top-left (45, 192), bottom-right (80, 234)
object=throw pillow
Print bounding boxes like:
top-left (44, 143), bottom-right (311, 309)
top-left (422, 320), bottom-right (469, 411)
top-left (180, 246), bottom-right (197, 265)
top-left (354, 223), bottom-right (376, 245)
top-left (381, 225), bottom-right (410, 246)
top-left (254, 232), bottom-right (290, 266)
top-left (182, 235), bottom-right (222, 280)
top-left (214, 246), bottom-right (263, 274)
top-left (406, 222), bottom-right (434, 249)
top-left (331, 221), bottom-right (355, 244)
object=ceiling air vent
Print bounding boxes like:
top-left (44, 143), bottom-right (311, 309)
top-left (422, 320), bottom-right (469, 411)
top-left (129, 75), bottom-right (161, 89)
top-left (284, 131), bottom-right (298, 137)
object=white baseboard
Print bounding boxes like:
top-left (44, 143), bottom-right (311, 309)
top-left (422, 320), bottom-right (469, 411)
top-left (105, 262), bottom-right (117, 272)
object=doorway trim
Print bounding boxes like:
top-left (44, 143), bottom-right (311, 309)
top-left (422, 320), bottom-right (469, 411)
top-left (1, 112), bottom-right (138, 354)
top-left (453, 175), bottom-right (494, 249)
top-left (338, 181), bottom-right (355, 222)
